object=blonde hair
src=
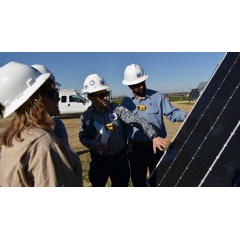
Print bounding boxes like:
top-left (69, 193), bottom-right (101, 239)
top-left (1, 80), bottom-right (55, 147)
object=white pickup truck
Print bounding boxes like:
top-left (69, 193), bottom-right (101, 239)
top-left (59, 89), bottom-right (91, 115)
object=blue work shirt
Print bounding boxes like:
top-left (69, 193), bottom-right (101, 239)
top-left (121, 89), bottom-right (186, 141)
top-left (52, 116), bottom-right (70, 148)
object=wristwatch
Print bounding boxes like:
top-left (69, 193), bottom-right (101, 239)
top-left (150, 133), bottom-right (159, 140)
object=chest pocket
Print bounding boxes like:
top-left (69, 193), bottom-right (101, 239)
top-left (147, 106), bottom-right (159, 123)
top-left (86, 117), bottom-right (102, 140)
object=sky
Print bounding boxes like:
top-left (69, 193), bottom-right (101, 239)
top-left (0, 52), bottom-right (225, 96)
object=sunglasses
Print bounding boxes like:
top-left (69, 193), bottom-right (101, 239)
top-left (90, 91), bottom-right (110, 99)
top-left (41, 89), bottom-right (60, 100)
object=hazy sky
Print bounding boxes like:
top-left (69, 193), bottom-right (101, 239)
top-left (0, 52), bottom-right (225, 96)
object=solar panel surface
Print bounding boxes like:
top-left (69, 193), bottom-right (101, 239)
top-left (147, 52), bottom-right (240, 187)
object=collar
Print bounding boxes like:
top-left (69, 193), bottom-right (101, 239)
top-left (131, 89), bottom-right (150, 100)
top-left (90, 103), bottom-right (111, 113)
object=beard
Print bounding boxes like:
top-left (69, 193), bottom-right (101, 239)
top-left (133, 85), bottom-right (146, 97)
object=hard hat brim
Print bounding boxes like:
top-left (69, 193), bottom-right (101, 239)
top-left (122, 74), bottom-right (148, 86)
top-left (3, 73), bottom-right (51, 118)
top-left (82, 85), bottom-right (109, 95)
top-left (31, 64), bottom-right (61, 87)
top-left (55, 81), bottom-right (61, 87)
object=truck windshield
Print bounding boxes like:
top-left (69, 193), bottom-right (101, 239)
top-left (77, 93), bottom-right (88, 102)
top-left (69, 95), bottom-right (85, 103)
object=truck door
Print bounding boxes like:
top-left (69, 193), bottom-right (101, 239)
top-left (67, 94), bottom-right (86, 114)
top-left (59, 95), bottom-right (69, 114)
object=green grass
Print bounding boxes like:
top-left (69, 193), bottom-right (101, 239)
top-left (111, 99), bottom-right (122, 105)
top-left (168, 96), bottom-right (188, 101)
top-left (112, 96), bottom-right (193, 105)
top-left (178, 101), bottom-right (195, 105)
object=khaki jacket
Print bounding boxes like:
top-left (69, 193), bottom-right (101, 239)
top-left (0, 127), bottom-right (83, 187)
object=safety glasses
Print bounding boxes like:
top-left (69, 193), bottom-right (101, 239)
top-left (90, 91), bottom-right (110, 100)
top-left (41, 89), bottom-right (60, 101)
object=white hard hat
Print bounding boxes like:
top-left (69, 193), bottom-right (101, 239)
top-left (82, 74), bottom-right (109, 95)
top-left (0, 62), bottom-right (51, 118)
top-left (122, 64), bottom-right (148, 85)
top-left (31, 64), bottom-right (61, 87)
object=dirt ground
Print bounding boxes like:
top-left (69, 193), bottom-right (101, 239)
top-left (0, 101), bottom-right (194, 186)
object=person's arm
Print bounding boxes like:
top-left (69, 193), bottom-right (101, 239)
top-left (162, 96), bottom-right (187, 122)
top-left (79, 113), bottom-right (98, 150)
top-left (116, 106), bottom-right (168, 153)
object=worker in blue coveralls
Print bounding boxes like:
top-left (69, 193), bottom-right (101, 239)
top-left (79, 74), bottom-right (169, 187)
top-left (121, 64), bottom-right (188, 187)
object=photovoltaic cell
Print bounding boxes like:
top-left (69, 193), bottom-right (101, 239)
top-left (147, 52), bottom-right (240, 187)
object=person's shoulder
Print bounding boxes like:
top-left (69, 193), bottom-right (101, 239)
top-left (28, 131), bottom-right (63, 161)
top-left (147, 88), bottom-right (162, 95)
top-left (32, 129), bottom-right (61, 147)
top-left (121, 96), bottom-right (133, 105)
top-left (26, 127), bottom-right (49, 137)
top-left (22, 127), bottom-right (52, 147)
top-left (81, 105), bottom-right (92, 116)
top-left (109, 102), bottom-right (119, 110)
top-left (147, 88), bottom-right (165, 98)
top-left (52, 116), bottom-right (64, 126)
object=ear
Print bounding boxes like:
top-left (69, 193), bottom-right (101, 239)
top-left (129, 85), bottom-right (134, 90)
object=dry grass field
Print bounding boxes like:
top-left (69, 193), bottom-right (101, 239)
top-left (0, 101), bottom-right (194, 187)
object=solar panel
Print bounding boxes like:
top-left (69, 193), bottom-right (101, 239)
top-left (192, 89), bottom-right (199, 100)
top-left (147, 52), bottom-right (240, 187)
top-left (188, 88), bottom-right (199, 101)
top-left (188, 89), bottom-right (196, 100)
top-left (197, 81), bottom-right (208, 92)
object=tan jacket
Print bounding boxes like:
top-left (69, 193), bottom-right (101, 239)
top-left (0, 127), bottom-right (83, 187)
